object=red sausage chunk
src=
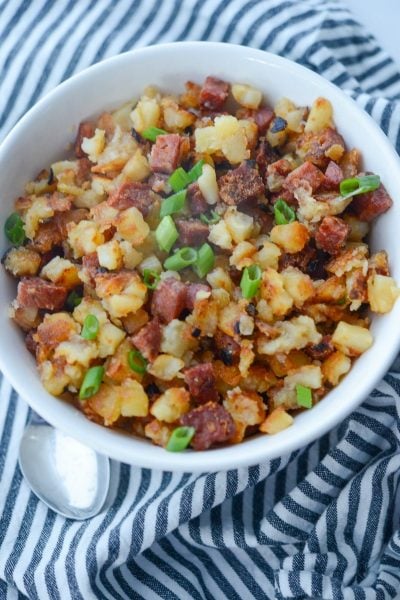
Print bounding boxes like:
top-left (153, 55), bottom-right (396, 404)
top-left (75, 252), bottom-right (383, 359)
top-left (315, 216), bottom-right (350, 255)
top-left (131, 319), bottom-right (162, 362)
top-left (176, 219), bottom-right (209, 246)
top-left (151, 278), bottom-right (187, 323)
top-left (180, 402), bottom-right (236, 450)
top-left (350, 185), bottom-right (393, 222)
top-left (218, 162), bottom-right (264, 206)
top-left (17, 278), bottom-right (67, 311)
top-left (107, 182), bottom-right (155, 216)
top-left (150, 134), bottom-right (182, 174)
top-left (184, 363), bottom-right (219, 404)
top-left (200, 76), bottom-right (229, 111)
top-left (284, 161), bottom-right (325, 194)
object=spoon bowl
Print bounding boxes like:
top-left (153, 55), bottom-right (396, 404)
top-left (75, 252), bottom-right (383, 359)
top-left (19, 424), bottom-right (110, 520)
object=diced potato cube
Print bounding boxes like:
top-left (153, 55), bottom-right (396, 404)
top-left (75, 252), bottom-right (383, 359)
top-left (274, 97), bottom-right (296, 118)
top-left (260, 407), bottom-right (294, 434)
top-left (304, 97), bottom-right (333, 133)
top-left (40, 256), bottom-right (80, 289)
top-left (331, 321), bottom-right (373, 356)
top-left (194, 126), bottom-right (219, 154)
top-left (97, 240), bottom-right (123, 271)
top-left (238, 339), bottom-right (255, 377)
top-left (229, 241), bottom-right (256, 270)
top-left (73, 298), bottom-right (108, 326)
top-left (115, 206), bottom-right (150, 245)
top-left (321, 351), bottom-right (351, 385)
top-left (281, 267), bottom-right (314, 307)
top-left (138, 254), bottom-right (163, 276)
top-left (208, 220), bottom-right (233, 250)
top-left (54, 335), bottom-right (98, 367)
top-left (197, 163), bottom-right (219, 205)
top-left (187, 298), bottom-right (219, 336)
top-left (284, 365), bottom-right (322, 390)
top-left (24, 197), bottom-right (54, 239)
top-left (150, 387), bottom-right (190, 422)
top-left (39, 361), bottom-right (70, 396)
top-left (223, 387), bottom-right (265, 442)
top-left (207, 267), bottom-right (233, 292)
top-left (111, 101), bottom-right (134, 131)
top-left (232, 83), bottom-right (262, 109)
top-left (367, 274), bottom-right (399, 314)
top-left (239, 120), bottom-right (258, 148)
top-left (162, 97), bottom-right (196, 131)
top-left (147, 354), bottom-right (185, 381)
top-left (81, 128), bottom-right (106, 162)
top-left (67, 220), bottom-right (105, 258)
top-left (119, 241), bottom-right (143, 269)
top-left (270, 222), bottom-right (310, 254)
top-left (160, 319), bottom-right (194, 358)
top-left (224, 207), bottom-right (254, 243)
top-left (3, 247), bottom-right (41, 277)
top-left (130, 96), bottom-right (161, 133)
top-left (120, 149), bottom-right (151, 182)
top-left (344, 216), bottom-right (369, 242)
top-left (87, 383), bottom-right (121, 426)
top-left (144, 419), bottom-right (171, 447)
top-left (257, 315), bottom-right (322, 355)
top-left (261, 268), bottom-right (293, 317)
top-left (255, 241), bottom-right (281, 270)
top-left (97, 322), bottom-right (126, 358)
top-left (102, 292), bottom-right (145, 319)
top-left (120, 379), bottom-right (149, 417)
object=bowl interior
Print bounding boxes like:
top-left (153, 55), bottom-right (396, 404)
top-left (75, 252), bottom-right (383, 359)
top-left (1, 42), bottom-right (400, 472)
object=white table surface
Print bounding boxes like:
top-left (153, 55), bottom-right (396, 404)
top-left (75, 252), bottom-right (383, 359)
top-left (346, 0), bottom-right (400, 68)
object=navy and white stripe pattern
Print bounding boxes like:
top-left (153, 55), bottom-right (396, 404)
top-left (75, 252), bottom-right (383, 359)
top-left (1, 1), bottom-right (400, 598)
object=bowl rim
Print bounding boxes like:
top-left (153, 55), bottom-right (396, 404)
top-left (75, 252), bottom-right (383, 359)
top-left (1, 40), bottom-right (400, 472)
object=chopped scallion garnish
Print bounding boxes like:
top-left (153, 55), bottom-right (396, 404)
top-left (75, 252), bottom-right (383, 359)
top-left (4, 213), bottom-right (26, 246)
top-left (296, 384), bottom-right (313, 409)
top-left (194, 243), bottom-right (215, 278)
top-left (141, 126), bottom-right (167, 142)
top-left (240, 264), bottom-right (262, 299)
top-left (155, 216), bottom-right (179, 253)
top-left (164, 247), bottom-right (197, 271)
top-left (166, 426), bottom-right (195, 452)
top-left (168, 167), bottom-right (192, 193)
top-left (159, 190), bottom-right (187, 218)
top-left (274, 199), bottom-right (296, 225)
top-left (79, 366), bottom-right (104, 400)
top-left (339, 175), bottom-right (380, 198)
top-left (81, 314), bottom-right (99, 340)
top-left (200, 210), bottom-right (221, 225)
top-left (187, 159), bottom-right (205, 182)
top-left (128, 350), bottom-right (147, 374)
top-left (143, 269), bottom-right (160, 290)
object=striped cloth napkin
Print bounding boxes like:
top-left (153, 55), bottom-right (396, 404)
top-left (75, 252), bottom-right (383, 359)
top-left (1, 1), bottom-right (400, 598)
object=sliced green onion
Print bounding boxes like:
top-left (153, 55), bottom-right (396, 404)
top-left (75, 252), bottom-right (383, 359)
top-left (128, 350), bottom-right (147, 374)
top-left (168, 167), bottom-right (191, 192)
top-left (66, 290), bottom-right (82, 310)
top-left (164, 247), bottom-right (197, 271)
top-left (296, 384), bottom-right (313, 409)
top-left (143, 269), bottom-right (160, 290)
top-left (79, 366), bottom-right (104, 400)
top-left (4, 213), bottom-right (26, 246)
top-left (141, 126), bottom-right (167, 142)
top-left (200, 210), bottom-right (221, 225)
top-left (166, 426), bottom-right (195, 452)
top-left (339, 175), bottom-right (380, 198)
top-left (194, 243), bottom-right (215, 278)
top-left (240, 264), bottom-right (262, 299)
top-left (81, 314), bottom-right (99, 340)
top-left (156, 216), bottom-right (179, 253)
top-left (274, 199), bottom-right (296, 225)
top-left (159, 190), bottom-right (187, 218)
top-left (187, 159), bottom-right (205, 182)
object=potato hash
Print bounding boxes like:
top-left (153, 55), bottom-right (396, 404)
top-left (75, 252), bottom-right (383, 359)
top-left (3, 75), bottom-right (399, 451)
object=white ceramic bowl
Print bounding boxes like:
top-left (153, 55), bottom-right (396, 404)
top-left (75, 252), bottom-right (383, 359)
top-left (1, 42), bottom-right (400, 472)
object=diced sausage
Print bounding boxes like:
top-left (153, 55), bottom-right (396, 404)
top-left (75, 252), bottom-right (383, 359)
top-left (149, 134), bottom-right (182, 174)
top-left (200, 76), bottom-right (229, 111)
top-left (151, 278), bottom-right (187, 323)
top-left (131, 319), bottom-right (161, 362)
top-left (25, 331), bottom-right (38, 356)
top-left (256, 141), bottom-right (280, 181)
top-left (82, 252), bottom-right (100, 285)
top-left (148, 173), bottom-right (170, 194)
top-left (187, 182), bottom-right (208, 215)
top-left (268, 159), bottom-right (292, 178)
top-left (279, 243), bottom-right (329, 280)
top-left (237, 107), bottom-right (275, 134)
top-left (48, 193), bottom-right (72, 213)
top-left (107, 182), bottom-right (155, 216)
top-left (297, 127), bottom-right (345, 169)
top-left (17, 277), bottom-right (67, 311)
top-left (350, 184), bottom-right (393, 222)
top-left (214, 330), bottom-right (240, 365)
top-left (323, 161), bottom-right (343, 190)
top-left (305, 335), bottom-right (334, 360)
top-left (315, 216), bottom-right (350, 255)
top-left (30, 222), bottom-right (62, 254)
top-left (54, 208), bottom-right (89, 238)
top-left (243, 206), bottom-right (274, 234)
top-left (176, 219), bottom-right (209, 246)
top-left (185, 283), bottom-right (211, 310)
top-left (75, 121), bottom-right (95, 158)
top-left (218, 162), bottom-right (265, 206)
top-left (76, 158), bottom-right (93, 185)
top-left (180, 401), bottom-right (236, 450)
top-left (184, 363), bottom-right (219, 404)
top-left (284, 161), bottom-right (325, 193)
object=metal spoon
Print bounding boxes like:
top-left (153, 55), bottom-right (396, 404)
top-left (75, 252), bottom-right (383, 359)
top-left (19, 419), bottom-right (110, 520)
